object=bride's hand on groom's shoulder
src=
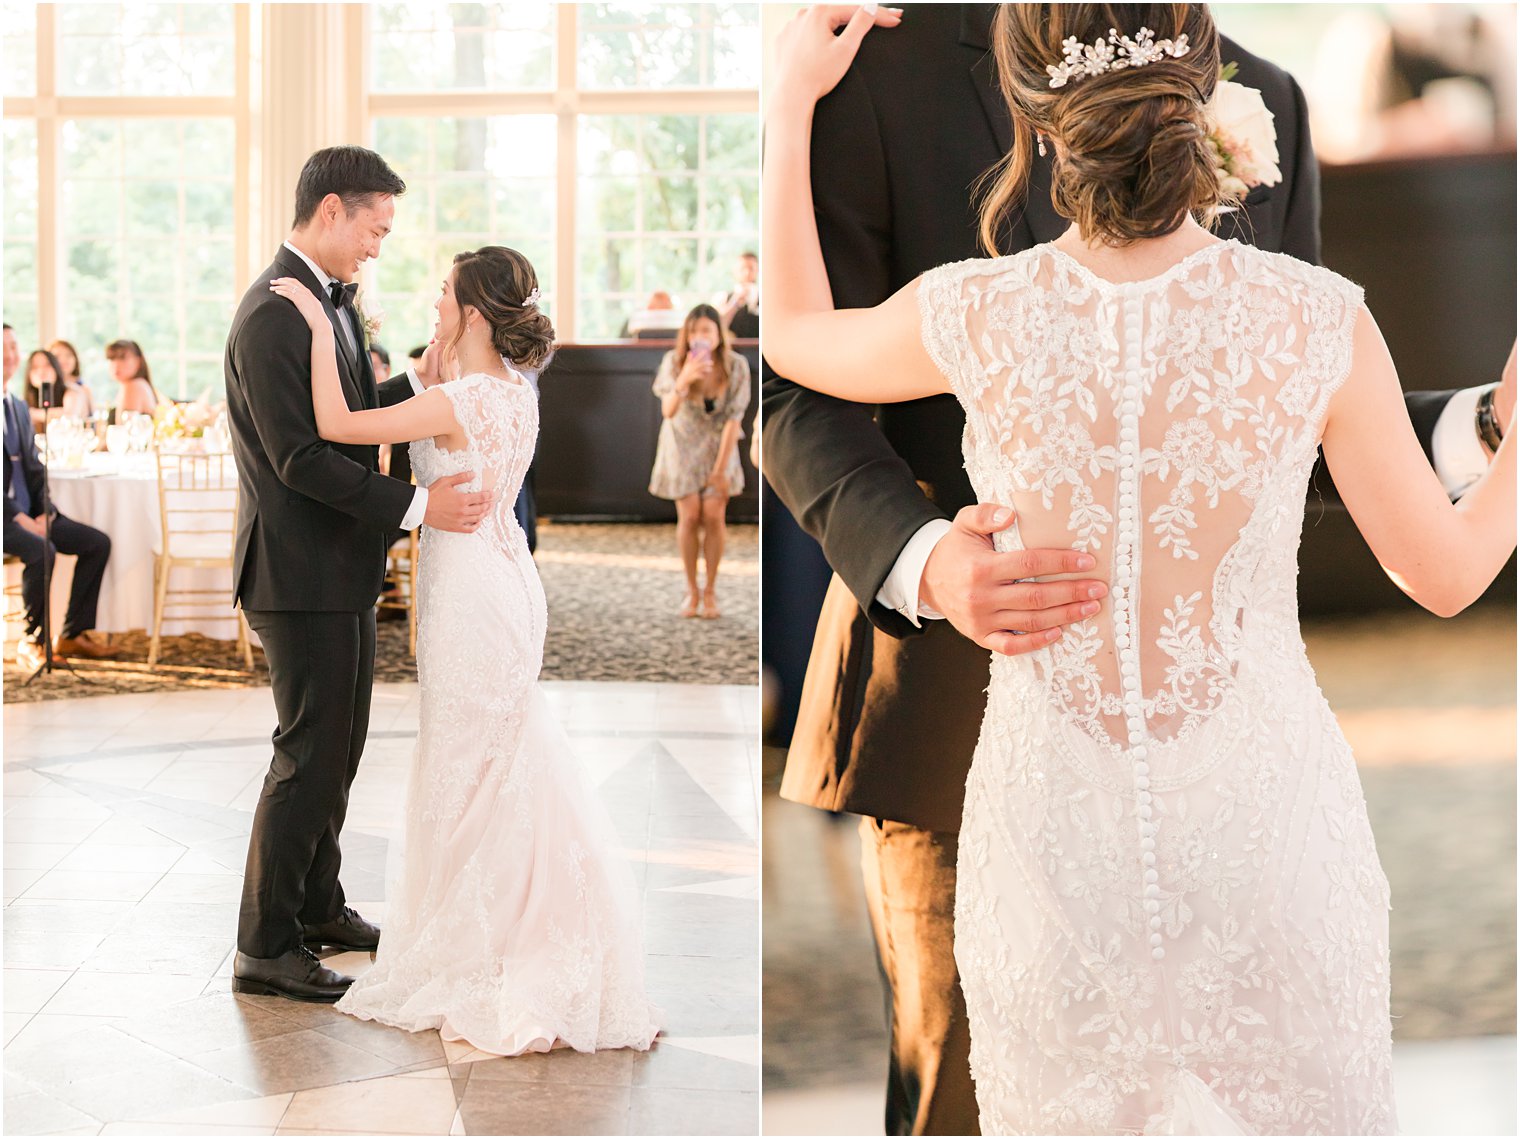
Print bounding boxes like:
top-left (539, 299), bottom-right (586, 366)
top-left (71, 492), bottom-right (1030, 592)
top-left (268, 278), bottom-right (328, 336)
top-left (770, 4), bottom-right (902, 114)
top-left (920, 504), bottom-right (1111, 658)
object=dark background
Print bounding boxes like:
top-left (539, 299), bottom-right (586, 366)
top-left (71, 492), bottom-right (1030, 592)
top-left (536, 340), bottom-right (759, 522)
top-left (1305, 150), bottom-right (1517, 612)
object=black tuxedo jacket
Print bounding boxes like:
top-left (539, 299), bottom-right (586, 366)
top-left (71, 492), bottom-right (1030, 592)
top-left (764, 4), bottom-right (1455, 832)
top-left (225, 247), bottom-right (416, 612)
top-left (3, 394), bottom-right (47, 523)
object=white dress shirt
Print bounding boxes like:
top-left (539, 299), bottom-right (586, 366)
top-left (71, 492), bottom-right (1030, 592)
top-left (280, 241), bottom-right (427, 531)
top-left (877, 391), bottom-right (1495, 626)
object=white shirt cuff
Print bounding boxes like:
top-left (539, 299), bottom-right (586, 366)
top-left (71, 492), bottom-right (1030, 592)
top-left (405, 363), bottom-right (425, 396)
top-left (876, 518), bottom-right (954, 626)
top-left (1431, 385), bottom-right (1490, 499)
top-left (400, 486), bottom-right (427, 532)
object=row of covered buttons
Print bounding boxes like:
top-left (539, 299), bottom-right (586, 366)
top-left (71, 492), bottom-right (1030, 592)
top-left (1117, 308), bottom-right (1163, 961)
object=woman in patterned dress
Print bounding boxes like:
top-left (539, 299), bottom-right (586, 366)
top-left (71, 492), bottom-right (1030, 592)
top-left (649, 302), bottom-right (752, 618)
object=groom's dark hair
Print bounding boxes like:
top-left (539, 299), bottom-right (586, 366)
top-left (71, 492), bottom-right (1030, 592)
top-left (292, 146), bottom-right (406, 228)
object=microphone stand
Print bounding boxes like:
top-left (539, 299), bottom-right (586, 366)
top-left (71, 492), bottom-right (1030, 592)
top-left (23, 384), bottom-right (89, 687)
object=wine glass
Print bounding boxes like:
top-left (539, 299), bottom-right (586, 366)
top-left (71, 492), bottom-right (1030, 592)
top-left (127, 413), bottom-right (155, 454)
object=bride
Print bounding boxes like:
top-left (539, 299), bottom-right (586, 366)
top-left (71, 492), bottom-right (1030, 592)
top-left (764, 4), bottom-right (1515, 1134)
top-left (269, 246), bottom-right (661, 1056)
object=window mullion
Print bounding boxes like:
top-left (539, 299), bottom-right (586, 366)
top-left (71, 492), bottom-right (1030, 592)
top-left (234, 1), bottom-right (251, 301)
top-left (556, 1), bottom-right (577, 341)
top-left (35, 4), bottom-right (58, 342)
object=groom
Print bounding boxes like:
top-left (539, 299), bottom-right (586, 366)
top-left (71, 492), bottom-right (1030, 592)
top-left (763, 5), bottom-right (1513, 1134)
top-left (225, 146), bottom-right (490, 1002)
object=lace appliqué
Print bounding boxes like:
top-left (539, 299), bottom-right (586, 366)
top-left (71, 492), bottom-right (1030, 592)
top-left (923, 244), bottom-right (1394, 1134)
top-left (336, 372), bottom-right (661, 1056)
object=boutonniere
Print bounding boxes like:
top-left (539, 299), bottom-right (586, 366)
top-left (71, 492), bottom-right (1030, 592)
top-left (1205, 62), bottom-right (1282, 202)
top-left (355, 293), bottom-right (385, 343)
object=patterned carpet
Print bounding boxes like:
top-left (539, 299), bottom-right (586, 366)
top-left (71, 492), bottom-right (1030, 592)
top-left (2, 522), bottom-right (757, 703)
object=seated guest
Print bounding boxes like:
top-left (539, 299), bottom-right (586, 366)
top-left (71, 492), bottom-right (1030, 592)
top-left (105, 339), bottom-right (158, 416)
top-left (715, 251), bottom-right (760, 339)
top-left (24, 349), bottom-right (92, 429)
top-left (621, 291), bottom-right (685, 339)
top-left (375, 343), bottom-right (415, 491)
top-left (369, 343), bottom-right (396, 476)
top-left (2, 325), bottom-right (120, 666)
top-left (375, 344), bottom-right (416, 621)
top-left (47, 339), bottom-right (95, 416)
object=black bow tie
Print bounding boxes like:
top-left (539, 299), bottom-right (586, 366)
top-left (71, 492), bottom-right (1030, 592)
top-left (328, 280), bottom-right (358, 310)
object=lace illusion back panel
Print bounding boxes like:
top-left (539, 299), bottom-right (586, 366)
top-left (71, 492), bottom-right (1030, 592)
top-left (418, 371), bottom-right (538, 566)
top-left (920, 244), bottom-right (1396, 1134)
top-left (337, 372), bottom-right (660, 1055)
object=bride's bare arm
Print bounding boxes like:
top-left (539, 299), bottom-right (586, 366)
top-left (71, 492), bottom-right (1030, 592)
top-left (1322, 309), bottom-right (1516, 616)
top-left (269, 277), bottom-right (459, 446)
top-left (761, 5), bottom-right (943, 404)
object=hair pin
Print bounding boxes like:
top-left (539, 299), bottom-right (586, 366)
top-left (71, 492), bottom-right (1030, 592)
top-left (1047, 27), bottom-right (1191, 89)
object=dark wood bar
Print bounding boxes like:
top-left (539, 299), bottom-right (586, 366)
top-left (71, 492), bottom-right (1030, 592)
top-left (1301, 149), bottom-right (1516, 613)
top-left (535, 340), bottom-right (759, 522)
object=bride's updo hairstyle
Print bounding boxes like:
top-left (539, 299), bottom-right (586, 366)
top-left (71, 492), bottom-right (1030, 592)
top-left (978, 3), bottom-right (1223, 252)
top-left (448, 246), bottom-right (556, 371)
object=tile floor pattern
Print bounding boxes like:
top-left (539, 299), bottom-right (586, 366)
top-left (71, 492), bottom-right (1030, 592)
top-left (3, 680), bottom-right (760, 1135)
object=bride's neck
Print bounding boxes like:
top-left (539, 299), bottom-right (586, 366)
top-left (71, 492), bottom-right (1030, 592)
top-left (1053, 215), bottom-right (1219, 274)
top-left (456, 329), bottom-right (507, 379)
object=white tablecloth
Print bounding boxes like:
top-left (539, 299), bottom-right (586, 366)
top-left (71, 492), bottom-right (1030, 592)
top-left (42, 452), bottom-right (245, 639)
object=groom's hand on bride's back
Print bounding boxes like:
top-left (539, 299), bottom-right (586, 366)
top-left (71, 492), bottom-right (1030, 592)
top-left (423, 472), bottom-right (492, 533)
top-left (920, 504), bottom-right (1109, 658)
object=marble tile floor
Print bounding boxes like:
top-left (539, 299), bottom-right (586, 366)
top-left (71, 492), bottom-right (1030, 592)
top-left (2, 681), bottom-right (761, 1136)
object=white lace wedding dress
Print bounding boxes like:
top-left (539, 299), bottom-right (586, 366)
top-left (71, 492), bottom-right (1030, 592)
top-left (336, 371), bottom-right (662, 1055)
top-left (918, 241), bottom-right (1396, 1135)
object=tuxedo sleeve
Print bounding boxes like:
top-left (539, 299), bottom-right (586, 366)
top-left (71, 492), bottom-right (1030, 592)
top-left (760, 65), bottom-right (946, 640)
top-left (14, 409), bottom-right (45, 520)
top-left (235, 302), bottom-right (413, 531)
top-left (376, 372), bottom-right (414, 407)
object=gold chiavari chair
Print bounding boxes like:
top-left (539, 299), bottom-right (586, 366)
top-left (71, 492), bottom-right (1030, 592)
top-left (378, 528), bottom-right (420, 657)
top-left (3, 553), bottom-right (25, 634)
top-left (150, 448), bottom-right (253, 669)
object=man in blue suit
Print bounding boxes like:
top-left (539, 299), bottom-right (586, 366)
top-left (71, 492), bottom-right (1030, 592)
top-left (3, 323), bottom-right (118, 668)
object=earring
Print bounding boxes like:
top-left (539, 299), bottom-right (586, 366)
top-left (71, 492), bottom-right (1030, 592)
top-left (1037, 133), bottom-right (1048, 158)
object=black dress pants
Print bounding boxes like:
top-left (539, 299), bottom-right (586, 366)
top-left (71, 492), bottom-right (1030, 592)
top-left (238, 608), bottom-right (376, 958)
top-left (2, 512), bottom-right (111, 640)
top-left (860, 816), bottom-right (981, 1136)
top-left (514, 465), bottom-right (537, 554)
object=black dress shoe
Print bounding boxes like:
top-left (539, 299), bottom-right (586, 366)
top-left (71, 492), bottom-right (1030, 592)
top-left (302, 905), bottom-right (381, 951)
top-left (232, 945), bottom-right (353, 1003)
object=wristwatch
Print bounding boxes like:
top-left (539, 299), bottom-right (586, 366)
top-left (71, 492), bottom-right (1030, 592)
top-left (1475, 384), bottom-right (1504, 455)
